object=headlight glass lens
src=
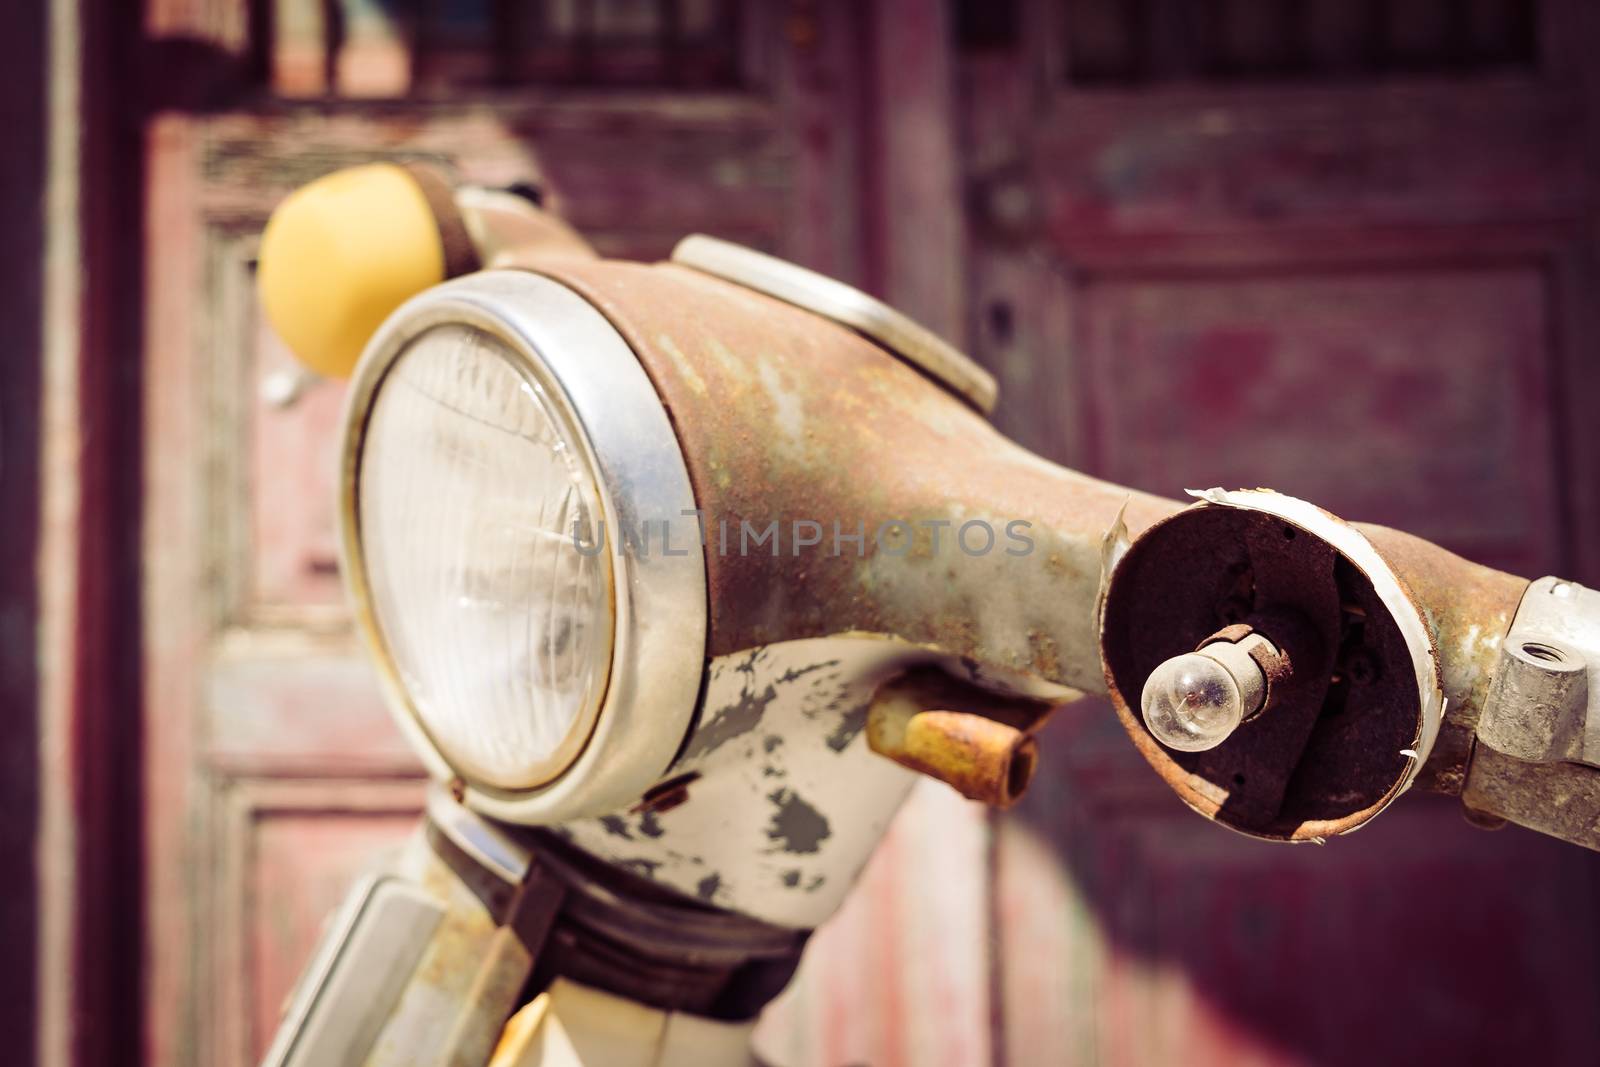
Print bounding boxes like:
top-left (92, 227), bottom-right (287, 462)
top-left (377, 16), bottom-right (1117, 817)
top-left (356, 324), bottom-right (613, 790)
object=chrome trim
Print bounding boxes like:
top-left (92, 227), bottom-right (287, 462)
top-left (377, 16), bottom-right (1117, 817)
top-left (671, 233), bottom-right (998, 414)
top-left (340, 270), bottom-right (708, 823)
top-left (425, 783), bottom-right (533, 885)
top-left (259, 874), bottom-right (444, 1067)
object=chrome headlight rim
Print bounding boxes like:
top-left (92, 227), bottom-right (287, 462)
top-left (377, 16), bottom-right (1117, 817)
top-left (339, 269), bottom-right (707, 823)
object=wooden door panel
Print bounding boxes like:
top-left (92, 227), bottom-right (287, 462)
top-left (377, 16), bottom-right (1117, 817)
top-left (204, 225), bottom-right (351, 631)
top-left (249, 300), bottom-right (348, 614)
top-left (1031, 85), bottom-right (1583, 244)
top-left (205, 650), bottom-right (415, 775)
top-left (1079, 268), bottom-right (1558, 575)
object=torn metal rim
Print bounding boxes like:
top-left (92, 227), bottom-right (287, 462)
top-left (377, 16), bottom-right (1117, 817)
top-left (1100, 488), bottom-right (1448, 842)
top-left (1187, 488), bottom-right (1448, 799)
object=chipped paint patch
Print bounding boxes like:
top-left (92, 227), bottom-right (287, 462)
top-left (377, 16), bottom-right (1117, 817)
top-left (825, 699), bottom-right (870, 752)
top-left (616, 858), bottom-right (661, 879)
top-left (683, 675), bottom-right (777, 760)
top-left (765, 788), bottom-right (831, 854)
top-left (559, 637), bottom-right (927, 928)
top-left (696, 872), bottom-right (722, 902)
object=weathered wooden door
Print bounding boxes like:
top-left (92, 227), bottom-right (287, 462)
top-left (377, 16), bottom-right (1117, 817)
top-left (962, 2), bottom-right (1600, 1064)
top-left (139, 3), bottom-right (995, 1065)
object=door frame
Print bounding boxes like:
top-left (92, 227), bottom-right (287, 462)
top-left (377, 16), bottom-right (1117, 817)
top-left (34, 0), bottom-right (149, 1066)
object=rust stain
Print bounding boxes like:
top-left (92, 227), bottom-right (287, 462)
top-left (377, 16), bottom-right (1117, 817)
top-left (531, 258), bottom-right (1180, 697)
top-left (865, 668), bottom-right (1058, 808)
top-left (1357, 523), bottom-right (1526, 796)
top-left (630, 771), bottom-right (701, 816)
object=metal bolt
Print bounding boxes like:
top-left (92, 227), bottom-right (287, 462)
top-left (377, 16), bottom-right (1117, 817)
top-left (261, 366), bottom-right (319, 409)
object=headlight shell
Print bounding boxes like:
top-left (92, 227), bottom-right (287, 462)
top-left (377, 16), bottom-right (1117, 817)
top-left (340, 270), bottom-right (707, 823)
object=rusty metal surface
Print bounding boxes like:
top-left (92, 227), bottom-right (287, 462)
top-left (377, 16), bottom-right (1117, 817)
top-left (456, 187), bottom-right (600, 270)
top-left (532, 255), bottom-right (1535, 842)
top-left (519, 256), bottom-right (1181, 934)
top-left (670, 234), bottom-right (998, 413)
top-left (361, 828), bottom-right (541, 1067)
top-left (864, 668), bottom-right (1057, 808)
top-left (1478, 639), bottom-right (1589, 766)
top-left (1475, 576), bottom-right (1600, 768)
top-left (1198, 626), bottom-right (1276, 719)
top-left (1459, 576), bottom-right (1600, 849)
top-left (1357, 524), bottom-right (1530, 794)
top-left (886, 712), bottom-right (1036, 807)
top-left (1462, 746), bottom-right (1600, 851)
top-left (532, 258), bottom-right (1178, 696)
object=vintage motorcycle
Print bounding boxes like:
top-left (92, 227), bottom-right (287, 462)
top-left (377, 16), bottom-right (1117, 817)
top-left (254, 162), bottom-right (1600, 1067)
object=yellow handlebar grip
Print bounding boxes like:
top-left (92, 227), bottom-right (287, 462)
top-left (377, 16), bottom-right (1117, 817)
top-left (258, 163), bottom-right (459, 379)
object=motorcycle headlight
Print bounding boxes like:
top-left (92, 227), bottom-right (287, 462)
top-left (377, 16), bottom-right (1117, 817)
top-left (339, 271), bottom-right (706, 822)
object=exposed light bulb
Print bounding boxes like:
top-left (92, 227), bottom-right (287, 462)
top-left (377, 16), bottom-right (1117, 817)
top-left (1140, 652), bottom-right (1246, 752)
